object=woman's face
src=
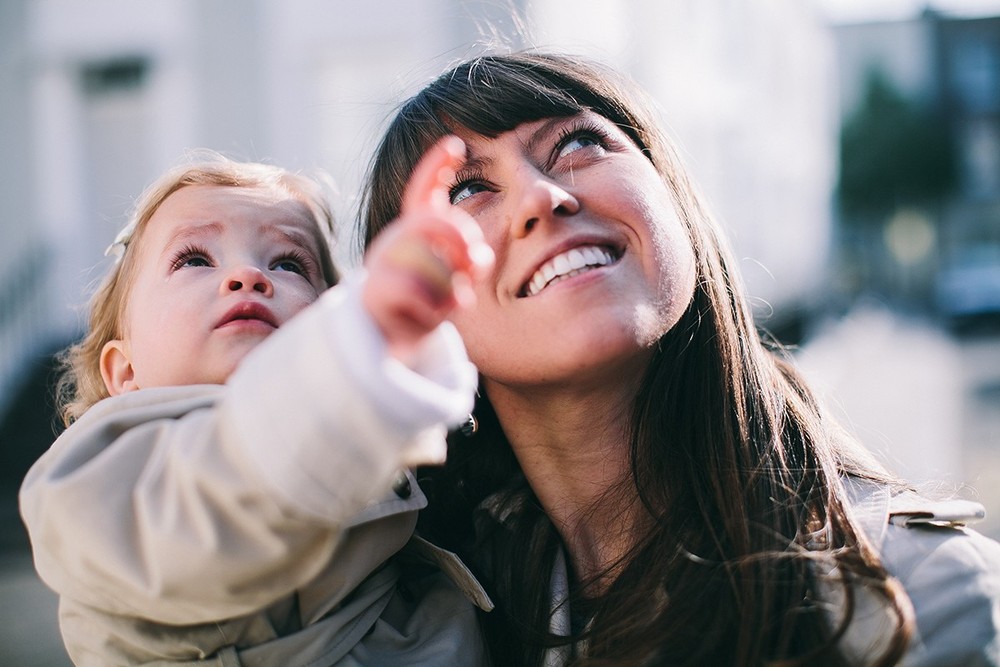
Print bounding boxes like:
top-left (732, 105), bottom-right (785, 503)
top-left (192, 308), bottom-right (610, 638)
top-left (446, 111), bottom-right (696, 393)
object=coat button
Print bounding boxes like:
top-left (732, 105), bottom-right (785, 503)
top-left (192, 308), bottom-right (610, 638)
top-left (392, 472), bottom-right (412, 499)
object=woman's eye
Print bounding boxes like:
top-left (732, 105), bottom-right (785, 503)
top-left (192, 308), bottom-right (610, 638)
top-left (449, 181), bottom-right (490, 205)
top-left (556, 133), bottom-right (602, 159)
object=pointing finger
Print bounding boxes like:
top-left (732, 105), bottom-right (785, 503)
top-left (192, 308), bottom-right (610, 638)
top-left (401, 135), bottom-right (466, 216)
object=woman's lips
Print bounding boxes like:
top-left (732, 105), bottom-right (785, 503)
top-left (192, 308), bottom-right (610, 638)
top-left (520, 244), bottom-right (620, 297)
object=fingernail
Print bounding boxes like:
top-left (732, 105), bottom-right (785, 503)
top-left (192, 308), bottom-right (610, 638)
top-left (470, 243), bottom-right (494, 267)
top-left (453, 274), bottom-right (475, 308)
top-left (441, 135), bottom-right (465, 158)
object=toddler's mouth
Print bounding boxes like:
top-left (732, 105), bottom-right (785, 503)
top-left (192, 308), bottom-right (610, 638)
top-left (217, 302), bottom-right (278, 329)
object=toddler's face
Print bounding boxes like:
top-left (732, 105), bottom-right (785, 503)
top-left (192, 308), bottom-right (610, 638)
top-left (101, 184), bottom-right (329, 394)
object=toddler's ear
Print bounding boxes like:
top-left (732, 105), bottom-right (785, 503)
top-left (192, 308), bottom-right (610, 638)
top-left (100, 340), bottom-right (138, 396)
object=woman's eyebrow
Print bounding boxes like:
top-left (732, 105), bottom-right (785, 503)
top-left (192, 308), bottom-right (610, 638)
top-left (458, 115), bottom-right (584, 172)
top-left (458, 152), bottom-right (491, 173)
top-left (524, 115), bottom-right (581, 156)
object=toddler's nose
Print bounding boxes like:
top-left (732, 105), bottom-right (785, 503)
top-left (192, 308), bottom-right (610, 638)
top-left (222, 265), bottom-right (273, 296)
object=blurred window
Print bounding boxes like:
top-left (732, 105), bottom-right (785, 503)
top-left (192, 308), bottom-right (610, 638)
top-left (78, 56), bottom-right (153, 266)
top-left (950, 35), bottom-right (1000, 113)
top-left (959, 118), bottom-right (1000, 199)
top-left (81, 57), bottom-right (147, 94)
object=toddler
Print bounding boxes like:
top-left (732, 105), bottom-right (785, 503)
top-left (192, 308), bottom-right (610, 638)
top-left (21, 141), bottom-right (494, 666)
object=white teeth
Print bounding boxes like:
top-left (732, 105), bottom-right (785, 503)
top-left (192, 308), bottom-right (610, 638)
top-left (525, 245), bottom-right (615, 297)
top-left (552, 253), bottom-right (571, 280)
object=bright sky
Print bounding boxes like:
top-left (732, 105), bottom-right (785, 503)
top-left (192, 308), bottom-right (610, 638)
top-left (818, 0), bottom-right (1000, 23)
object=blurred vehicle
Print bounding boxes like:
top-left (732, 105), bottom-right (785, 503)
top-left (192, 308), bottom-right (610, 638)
top-left (935, 243), bottom-right (1000, 331)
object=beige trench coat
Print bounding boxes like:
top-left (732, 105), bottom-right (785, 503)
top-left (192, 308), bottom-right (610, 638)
top-left (20, 283), bottom-right (492, 666)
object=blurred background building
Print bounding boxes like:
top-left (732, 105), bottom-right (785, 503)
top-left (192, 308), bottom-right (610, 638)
top-left (0, 0), bottom-right (836, 534)
top-left (0, 1), bottom-right (998, 663)
top-left (834, 7), bottom-right (1000, 321)
top-left (817, 1), bottom-right (1000, 516)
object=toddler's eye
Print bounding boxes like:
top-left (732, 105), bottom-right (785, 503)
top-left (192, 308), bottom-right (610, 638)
top-left (170, 245), bottom-right (213, 271)
top-left (272, 259), bottom-right (303, 275)
top-left (270, 253), bottom-right (310, 277)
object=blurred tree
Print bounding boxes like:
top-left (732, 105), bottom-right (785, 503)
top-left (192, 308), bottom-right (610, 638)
top-left (0, 348), bottom-right (63, 551)
top-left (838, 68), bottom-right (957, 221)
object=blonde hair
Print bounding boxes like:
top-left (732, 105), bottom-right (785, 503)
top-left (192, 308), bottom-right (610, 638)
top-left (57, 152), bottom-right (340, 426)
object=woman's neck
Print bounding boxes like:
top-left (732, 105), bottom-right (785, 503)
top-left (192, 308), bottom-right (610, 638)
top-left (487, 380), bottom-right (644, 591)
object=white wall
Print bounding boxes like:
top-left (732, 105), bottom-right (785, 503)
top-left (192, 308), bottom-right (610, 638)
top-left (0, 0), bottom-right (46, 411)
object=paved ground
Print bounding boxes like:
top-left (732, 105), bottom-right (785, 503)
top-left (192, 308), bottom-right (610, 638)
top-left (0, 550), bottom-right (70, 666)
top-left (0, 480), bottom-right (71, 666)
top-left (0, 305), bottom-right (996, 665)
top-left (796, 305), bottom-right (1000, 540)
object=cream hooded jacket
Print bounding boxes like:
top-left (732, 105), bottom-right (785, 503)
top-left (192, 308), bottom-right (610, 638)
top-left (20, 277), bottom-right (492, 666)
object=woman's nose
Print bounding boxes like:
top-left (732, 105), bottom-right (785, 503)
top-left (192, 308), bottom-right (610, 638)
top-left (510, 172), bottom-right (580, 239)
top-left (221, 265), bottom-right (273, 296)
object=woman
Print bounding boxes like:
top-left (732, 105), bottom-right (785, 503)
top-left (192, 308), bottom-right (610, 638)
top-left (360, 51), bottom-right (1000, 666)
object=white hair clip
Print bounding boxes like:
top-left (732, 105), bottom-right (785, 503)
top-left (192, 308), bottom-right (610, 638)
top-left (104, 219), bottom-right (138, 261)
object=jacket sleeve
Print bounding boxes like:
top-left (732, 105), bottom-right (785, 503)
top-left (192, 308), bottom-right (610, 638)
top-left (18, 276), bottom-right (478, 624)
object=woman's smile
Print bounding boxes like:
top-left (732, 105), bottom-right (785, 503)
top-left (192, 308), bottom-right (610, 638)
top-left (520, 244), bottom-right (621, 298)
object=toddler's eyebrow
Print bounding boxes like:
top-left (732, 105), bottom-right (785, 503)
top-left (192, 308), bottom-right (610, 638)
top-left (266, 224), bottom-right (323, 257)
top-left (162, 221), bottom-right (225, 252)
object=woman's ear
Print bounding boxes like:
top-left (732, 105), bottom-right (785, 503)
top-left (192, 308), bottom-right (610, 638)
top-left (100, 340), bottom-right (137, 396)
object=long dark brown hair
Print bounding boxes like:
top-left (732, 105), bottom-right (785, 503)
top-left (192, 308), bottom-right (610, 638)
top-left (361, 51), bottom-right (913, 667)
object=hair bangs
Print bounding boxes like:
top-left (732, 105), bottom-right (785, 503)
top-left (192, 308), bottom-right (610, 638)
top-left (430, 56), bottom-right (588, 137)
top-left (362, 53), bottom-right (651, 248)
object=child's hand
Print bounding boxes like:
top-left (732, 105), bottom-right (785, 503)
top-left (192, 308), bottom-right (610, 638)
top-left (363, 136), bottom-right (493, 362)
